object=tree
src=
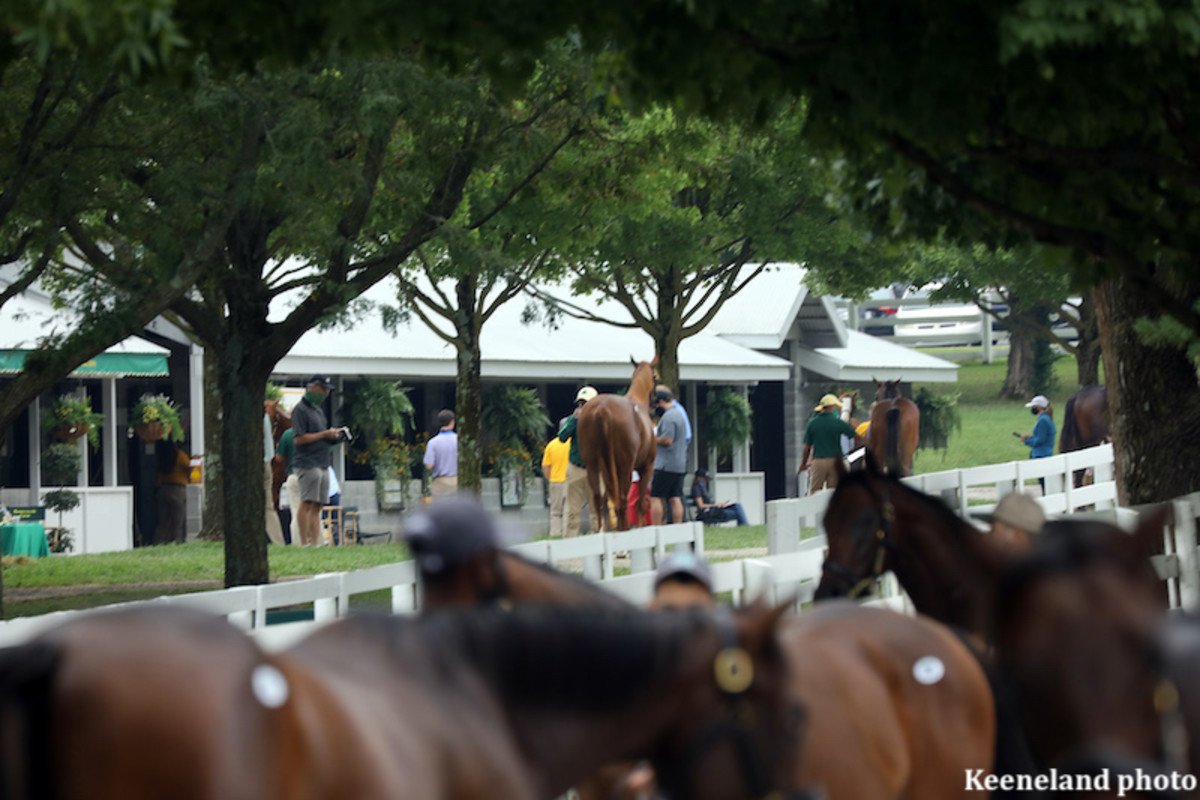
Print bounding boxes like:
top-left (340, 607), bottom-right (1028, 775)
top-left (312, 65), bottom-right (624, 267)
top-left (530, 103), bottom-right (892, 393)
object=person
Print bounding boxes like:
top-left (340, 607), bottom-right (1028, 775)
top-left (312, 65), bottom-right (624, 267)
top-left (542, 418), bottom-right (571, 537)
top-left (656, 383), bottom-right (692, 446)
top-left (651, 550), bottom-right (716, 610)
top-left (650, 386), bottom-right (688, 525)
top-left (423, 409), bottom-right (459, 497)
top-left (979, 491), bottom-right (1045, 552)
top-left (626, 469), bottom-right (652, 528)
top-left (557, 386), bottom-right (597, 535)
top-left (155, 439), bottom-right (191, 544)
top-left (323, 465), bottom-right (342, 545)
top-left (274, 426), bottom-right (299, 544)
top-left (800, 393), bottom-right (858, 493)
top-left (291, 375), bottom-right (347, 547)
top-left (689, 469), bottom-right (748, 526)
top-left (1021, 394), bottom-right (1056, 459)
top-left (263, 402), bottom-right (285, 546)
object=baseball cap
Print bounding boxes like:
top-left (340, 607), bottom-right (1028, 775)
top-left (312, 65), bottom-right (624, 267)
top-left (977, 492), bottom-right (1045, 534)
top-left (403, 496), bottom-right (505, 574)
top-left (694, 468), bottom-right (709, 479)
top-left (654, 551), bottom-right (714, 593)
top-left (814, 393), bottom-right (841, 411)
top-left (308, 374), bottom-right (334, 391)
top-left (575, 386), bottom-right (598, 404)
top-left (1024, 395), bottom-right (1049, 409)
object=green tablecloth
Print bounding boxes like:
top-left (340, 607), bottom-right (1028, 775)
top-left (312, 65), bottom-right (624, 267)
top-left (1, 521), bottom-right (50, 558)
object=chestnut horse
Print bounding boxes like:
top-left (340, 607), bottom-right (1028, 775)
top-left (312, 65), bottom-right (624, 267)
top-left (412, 534), bottom-right (996, 800)
top-left (0, 602), bottom-right (807, 800)
top-left (866, 380), bottom-right (920, 477)
top-left (992, 506), bottom-right (1197, 792)
top-left (577, 358), bottom-right (658, 532)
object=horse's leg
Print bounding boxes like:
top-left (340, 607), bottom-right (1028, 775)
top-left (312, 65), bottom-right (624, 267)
top-left (586, 469), bottom-right (606, 534)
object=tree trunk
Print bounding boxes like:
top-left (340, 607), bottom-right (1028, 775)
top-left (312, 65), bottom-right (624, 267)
top-left (199, 348), bottom-right (225, 541)
top-left (652, 328), bottom-right (682, 397)
top-left (1073, 290), bottom-right (1102, 387)
top-left (1095, 276), bottom-right (1200, 505)
top-left (1001, 328), bottom-right (1036, 399)
top-left (454, 277), bottom-right (482, 494)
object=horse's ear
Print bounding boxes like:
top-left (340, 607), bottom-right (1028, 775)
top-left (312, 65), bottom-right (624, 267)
top-left (737, 598), bottom-right (792, 652)
top-left (650, 354), bottom-right (659, 368)
top-left (630, 355), bottom-right (637, 367)
top-left (1123, 503), bottom-right (1172, 570)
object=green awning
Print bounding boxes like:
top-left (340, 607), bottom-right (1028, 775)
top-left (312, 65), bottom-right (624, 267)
top-left (0, 350), bottom-right (169, 378)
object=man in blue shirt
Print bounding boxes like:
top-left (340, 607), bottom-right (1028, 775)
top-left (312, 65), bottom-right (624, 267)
top-left (424, 409), bottom-right (459, 497)
top-left (651, 387), bottom-right (689, 525)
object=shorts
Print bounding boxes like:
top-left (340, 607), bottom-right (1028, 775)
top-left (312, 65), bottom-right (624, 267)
top-left (297, 466), bottom-right (330, 504)
top-left (650, 470), bottom-right (684, 499)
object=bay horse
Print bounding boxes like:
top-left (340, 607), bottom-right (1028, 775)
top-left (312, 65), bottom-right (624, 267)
top-left (0, 602), bottom-right (807, 800)
top-left (992, 506), bottom-right (1198, 792)
top-left (576, 357), bottom-right (658, 532)
top-left (866, 379), bottom-right (919, 477)
top-left (411, 524), bottom-right (997, 800)
top-left (1059, 384), bottom-right (1109, 487)
top-left (266, 399), bottom-right (292, 513)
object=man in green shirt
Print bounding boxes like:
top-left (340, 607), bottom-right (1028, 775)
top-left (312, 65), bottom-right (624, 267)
top-left (800, 394), bottom-right (859, 493)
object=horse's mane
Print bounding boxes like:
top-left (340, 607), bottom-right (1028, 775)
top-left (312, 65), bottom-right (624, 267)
top-left (355, 606), bottom-right (699, 712)
top-left (504, 550), bottom-right (636, 610)
top-left (837, 469), bottom-right (972, 540)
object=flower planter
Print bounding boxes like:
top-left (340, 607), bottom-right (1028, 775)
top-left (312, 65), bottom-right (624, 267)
top-left (135, 422), bottom-right (168, 442)
top-left (50, 423), bottom-right (89, 442)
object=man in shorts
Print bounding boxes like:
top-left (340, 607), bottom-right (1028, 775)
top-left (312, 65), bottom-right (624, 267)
top-left (651, 386), bottom-right (689, 525)
top-left (291, 375), bottom-right (347, 546)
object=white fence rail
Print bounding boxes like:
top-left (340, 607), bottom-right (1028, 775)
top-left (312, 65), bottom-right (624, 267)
top-left (3, 449), bottom-right (1197, 650)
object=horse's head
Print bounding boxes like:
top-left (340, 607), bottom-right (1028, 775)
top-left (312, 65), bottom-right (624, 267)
top-left (814, 464), bottom-right (896, 601)
top-left (652, 602), bottom-right (810, 800)
top-left (992, 506), bottom-right (1174, 769)
top-left (873, 378), bottom-right (902, 402)
top-left (627, 355), bottom-right (659, 402)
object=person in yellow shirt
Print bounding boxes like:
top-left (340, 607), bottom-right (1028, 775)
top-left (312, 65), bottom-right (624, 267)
top-left (541, 417), bottom-right (571, 537)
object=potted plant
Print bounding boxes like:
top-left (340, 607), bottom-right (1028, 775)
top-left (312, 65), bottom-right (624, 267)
top-left (44, 394), bottom-right (103, 446)
top-left (347, 380), bottom-right (416, 509)
top-left (130, 394), bottom-right (184, 442)
top-left (482, 386), bottom-right (550, 506)
top-left (701, 389), bottom-right (754, 464)
top-left (41, 442), bottom-right (81, 553)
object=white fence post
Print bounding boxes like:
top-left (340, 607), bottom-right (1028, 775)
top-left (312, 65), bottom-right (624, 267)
top-left (767, 500), bottom-right (799, 555)
top-left (1174, 497), bottom-right (1200, 610)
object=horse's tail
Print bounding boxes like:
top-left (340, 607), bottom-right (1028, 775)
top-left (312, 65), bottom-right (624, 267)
top-left (885, 406), bottom-right (902, 475)
top-left (1059, 393), bottom-right (1081, 454)
top-left (0, 639), bottom-right (60, 800)
top-left (595, 412), bottom-right (622, 530)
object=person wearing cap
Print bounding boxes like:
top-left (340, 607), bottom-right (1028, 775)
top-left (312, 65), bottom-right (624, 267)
top-left (291, 375), bottom-right (347, 546)
top-left (1021, 394), bottom-right (1057, 459)
top-left (980, 491), bottom-right (1045, 551)
top-left (542, 417), bottom-right (571, 537)
top-left (800, 393), bottom-right (859, 493)
top-left (404, 495), bottom-right (503, 607)
top-left (557, 386), bottom-right (597, 536)
top-left (651, 551), bottom-right (716, 610)
top-left (423, 409), bottom-right (459, 497)
top-left (689, 469), bottom-right (749, 526)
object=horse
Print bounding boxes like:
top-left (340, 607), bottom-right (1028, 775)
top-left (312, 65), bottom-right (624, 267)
top-left (410, 525), bottom-right (997, 800)
top-left (991, 505), bottom-right (1200, 792)
top-left (1059, 384), bottom-right (1109, 487)
top-left (0, 602), bottom-right (807, 800)
top-left (576, 357), bottom-right (658, 532)
top-left (266, 399), bottom-right (292, 512)
top-left (866, 379), bottom-right (920, 477)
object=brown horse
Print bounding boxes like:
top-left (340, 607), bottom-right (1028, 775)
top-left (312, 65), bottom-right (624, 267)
top-left (576, 357), bottom-right (658, 532)
top-left (266, 399), bottom-right (292, 512)
top-left (866, 380), bottom-right (920, 477)
top-left (411, 527), bottom-right (997, 800)
top-left (992, 506), bottom-right (1197, 791)
top-left (1059, 384), bottom-right (1109, 487)
top-left (0, 602), bottom-right (807, 800)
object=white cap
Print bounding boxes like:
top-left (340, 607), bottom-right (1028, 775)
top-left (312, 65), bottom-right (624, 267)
top-left (575, 386), bottom-right (598, 403)
top-left (1024, 395), bottom-right (1049, 409)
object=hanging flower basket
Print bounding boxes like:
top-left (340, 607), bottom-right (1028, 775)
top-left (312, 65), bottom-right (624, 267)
top-left (51, 422), bottom-right (90, 442)
top-left (135, 422), bottom-right (168, 442)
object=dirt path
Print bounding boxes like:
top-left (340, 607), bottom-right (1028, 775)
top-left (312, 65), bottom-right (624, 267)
top-left (6, 580), bottom-right (222, 602)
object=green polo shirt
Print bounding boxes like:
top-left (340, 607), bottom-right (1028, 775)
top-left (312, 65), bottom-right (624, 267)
top-left (803, 411), bottom-right (857, 459)
top-left (558, 415), bottom-right (583, 467)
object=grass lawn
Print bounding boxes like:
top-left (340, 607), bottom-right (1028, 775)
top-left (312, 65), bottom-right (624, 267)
top-left (2, 350), bottom-right (1085, 616)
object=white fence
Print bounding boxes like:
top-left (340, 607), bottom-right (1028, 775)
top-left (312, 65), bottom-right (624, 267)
top-left (3, 444), bottom-right (1197, 650)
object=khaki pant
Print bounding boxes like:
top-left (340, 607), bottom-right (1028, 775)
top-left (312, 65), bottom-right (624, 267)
top-left (564, 463), bottom-right (592, 536)
top-left (548, 481), bottom-right (567, 537)
top-left (264, 463), bottom-right (285, 545)
top-left (810, 457), bottom-right (843, 493)
top-left (430, 476), bottom-right (458, 496)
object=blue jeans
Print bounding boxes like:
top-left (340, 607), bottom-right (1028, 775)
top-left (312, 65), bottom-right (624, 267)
top-left (704, 503), bottom-right (748, 526)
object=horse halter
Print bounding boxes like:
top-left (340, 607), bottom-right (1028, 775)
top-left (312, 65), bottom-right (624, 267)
top-left (659, 610), bottom-right (815, 800)
top-left (821, 485), bottom-right (896, 599)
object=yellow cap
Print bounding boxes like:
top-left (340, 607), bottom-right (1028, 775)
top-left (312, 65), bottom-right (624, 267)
top-left (814, 393), bottom-right (841, 411)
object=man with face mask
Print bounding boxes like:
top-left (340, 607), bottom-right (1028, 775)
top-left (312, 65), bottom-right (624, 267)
top-left (291, 375), bottom-right (347, 546)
